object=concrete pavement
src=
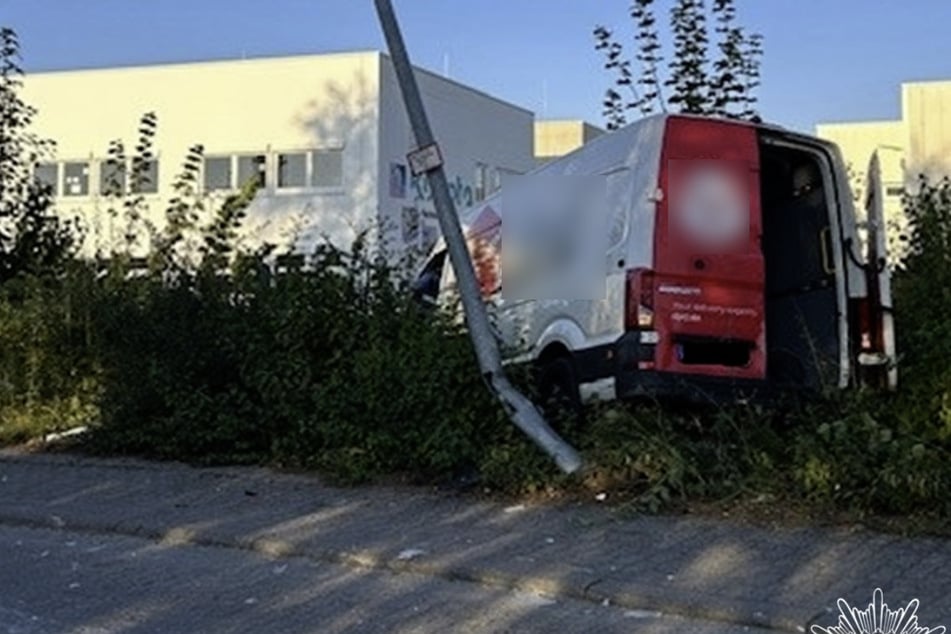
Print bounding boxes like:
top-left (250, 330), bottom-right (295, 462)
top-left (0, 523), bottom-right (777, 633)
top-left (0, 450), bottom-right (948, 633)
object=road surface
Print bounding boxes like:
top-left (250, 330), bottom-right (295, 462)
top-left (0, 522), bottom-right (772, 633)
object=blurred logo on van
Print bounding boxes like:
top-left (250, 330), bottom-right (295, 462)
top-left (671, 161), bottom-right (749, 253)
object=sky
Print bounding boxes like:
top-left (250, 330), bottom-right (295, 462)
top-left (5, 0), bottom-right (951, 133)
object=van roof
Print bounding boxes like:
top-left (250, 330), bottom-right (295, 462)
top-left (431, 114), bottom-right (842, 262)
top-left (564, 113), bottom-right (836, 161)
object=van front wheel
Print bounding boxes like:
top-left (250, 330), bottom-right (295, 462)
top-left (536, 356), bottom-right (583, 426)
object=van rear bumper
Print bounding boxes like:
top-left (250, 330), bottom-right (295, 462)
top-left (615, 368), bottom-right (769, 403)
top-left (611, 331), bottom-right (770, 403)
top-left (569, 333), bottom-right (792, 404)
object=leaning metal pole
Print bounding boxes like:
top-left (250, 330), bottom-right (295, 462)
top-left (373, 0), bottom-right (581, 474)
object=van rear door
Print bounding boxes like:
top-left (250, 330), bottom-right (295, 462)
top-left (653, 117), bottom-right (766, 380)
top-left (861, 151), bottom-right (898, 389)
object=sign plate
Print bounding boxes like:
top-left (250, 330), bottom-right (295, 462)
top-left (407, 143), bottom-right (443, 176)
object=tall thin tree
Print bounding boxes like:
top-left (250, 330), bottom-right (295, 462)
top-left (594, 0), bottom-right (763, 125)
top-left (631, 0), bottom-right (666, 116)
top-left (594, 25), bottom-right (642, 130)
top-left (0, 27), bottom-right (73, 281)
top-left (710, 0), bottom-right (747, 118)
top-left (739, 32), bottom-right (764, 121)
top-left (665, 0), bottom-right (711, 114)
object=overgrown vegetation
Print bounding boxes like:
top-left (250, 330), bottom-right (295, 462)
top-left (1, 28), bottom-right (949, 529)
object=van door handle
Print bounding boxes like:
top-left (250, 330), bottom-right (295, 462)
top-left (819, 226), bottom-right (835, 275)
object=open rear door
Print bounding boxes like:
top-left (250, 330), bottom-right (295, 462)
top-left (861, 152), bottom-right (898, 389)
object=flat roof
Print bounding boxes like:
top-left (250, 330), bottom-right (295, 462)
top-left (901, 78), bottom-right (951, 88)
top-left (28, 49), bottom-right (380, 76)
top-left (816, 119), bottom-right (903, 128)
top-left (535, 119), bottom-right (604, 129)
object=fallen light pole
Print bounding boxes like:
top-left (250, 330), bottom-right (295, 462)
top-left (373, 0), bottom-right (582, 474)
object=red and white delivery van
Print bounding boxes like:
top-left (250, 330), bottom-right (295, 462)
top-left (416, 114), bottom-right (896, 405)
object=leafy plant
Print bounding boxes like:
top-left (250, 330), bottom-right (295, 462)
top-left (0, 27), bottom-right (75, 281)
top-left (594, 0), bottom-right (763, 129)
top-left (890, 177), bottom-right (951, 456)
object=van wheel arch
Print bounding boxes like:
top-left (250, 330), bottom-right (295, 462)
top-left (537, 342), bottom-right (572, 366)
top-left (535, 345), bottom-right (583, 422)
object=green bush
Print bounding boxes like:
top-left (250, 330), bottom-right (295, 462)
top-left (787, 393), bottom-right (949, 516)
top-left (88, 239), bottom-right (508, 480)
top-left (891, 177), bottom-right (951, 442)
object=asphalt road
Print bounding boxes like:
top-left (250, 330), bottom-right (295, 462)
top-left (0, 523), bottom-right (773, 634)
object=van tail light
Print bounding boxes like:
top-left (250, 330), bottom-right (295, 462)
top-left (625, 268), bottom-right (655, 330)
top-left (855, 296), bottom-right (880, 352)
top-left (855, 293), bottom-right (895, 389)
top-left (856, 296), bottom-right (872, 351)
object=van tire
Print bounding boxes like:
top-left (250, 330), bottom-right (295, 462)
top-left (536, 356), bottom-right (584, 425)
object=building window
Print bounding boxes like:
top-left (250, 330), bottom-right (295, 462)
top-left (237, 154), bottom-right (267, 189)
top-left (389, 163), bottom-right (407, 198)
top-left (489, 166), bottom-right (501, 195)
top-left (35, 162), bottom-right (58, 194)
top-left (204, 156), bottom-right (232, 191)
top-left (100, 159), bottom-right (126, 196)
top-left (312, 149), bottom-right (343, 188)
top-left (63, 162), bottom-right (90, 196)
top-left (474, 163), bottom-right (487, 202)
top-left (277, 152), bottom-right (307, 188)
top-left (130, 158), bottom-right (159, 194)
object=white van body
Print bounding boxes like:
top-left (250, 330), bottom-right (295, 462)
top-left (419, 114), bottom-right (895, 403)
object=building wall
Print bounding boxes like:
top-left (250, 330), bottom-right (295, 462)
top-left (817, 79), bottom-right (951, 193)
top-left (816, 120), bottom-right (908, 254)
top-left (534, 120), bottom-right (604, 163)
top-left (815, 120), bottom-right (906, 224)
top-left (816, 79), bottom-right (951, 253)
top-left (903, 80), bottom-right (951, 181)
top-left (24, 52), bottom-right (384, 256)
top-left (23, 51), bottom-right (535, 261)
top-left (815, 120), bottom-right (905, 181)
top-left (376, 55), bottom-right (535, 260)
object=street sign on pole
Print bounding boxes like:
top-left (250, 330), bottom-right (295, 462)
top-left (407, 143), bottom-right (443, 176)
top-left (373, 0), bottom-right (582, 474)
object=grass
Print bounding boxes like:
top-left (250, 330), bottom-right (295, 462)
top-left (0, 395), bottom-right (99, 447)
top-left (4, 393), bottom-right (947, 539)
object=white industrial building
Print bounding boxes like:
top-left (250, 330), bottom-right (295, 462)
top-left (23, 52), bottom-right (535, 261)
top-left (817, 79), bottom-right (951, 253)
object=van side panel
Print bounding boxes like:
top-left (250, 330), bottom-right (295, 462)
top-left (504, 117), bottom-right (667, 362)
top-left (653, 117), bottom-right (766, 380)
